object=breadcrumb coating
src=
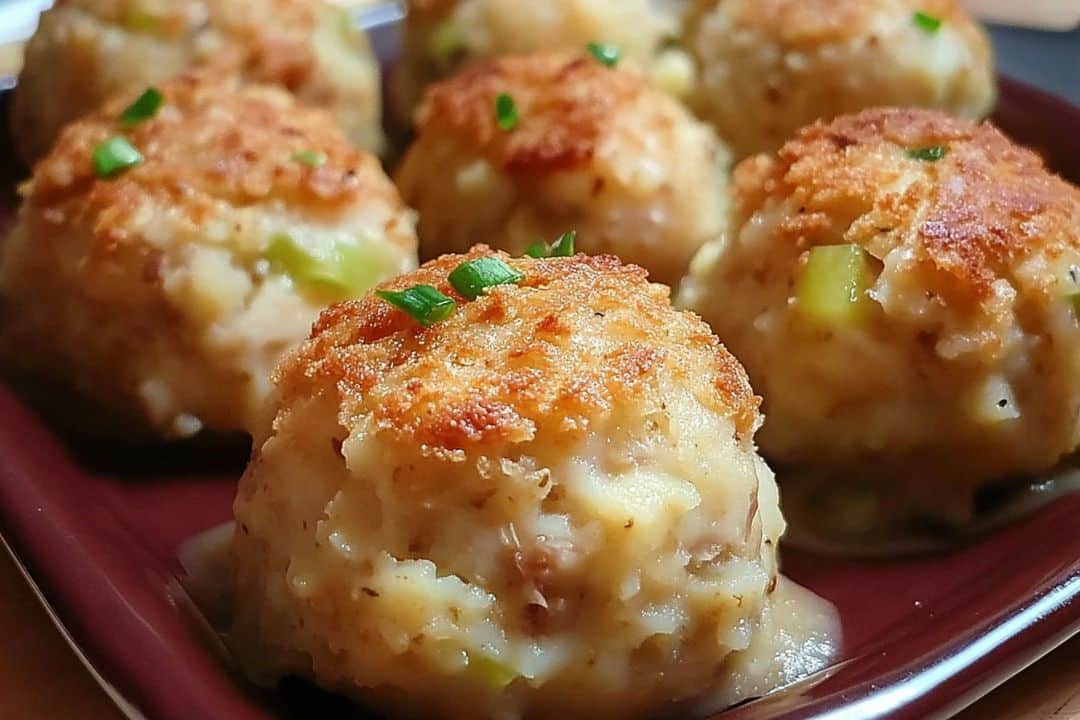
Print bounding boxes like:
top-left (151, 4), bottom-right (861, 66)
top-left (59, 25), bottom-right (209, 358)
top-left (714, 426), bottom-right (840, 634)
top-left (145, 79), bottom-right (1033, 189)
top-left (0, 72), bottom-right (416, 439)
top-left (396, 51), bottom-right (732, 288)
top-left (679, 107), bottom-right (1080, 519)
top-left (685, 0), bottom-right (995, 157)
top-left (12, 0), bottom-right (383, 162)
top-left (283, 246), bottom-right (760, 449)
top-left (734, 107), bottom-right (1080, 311)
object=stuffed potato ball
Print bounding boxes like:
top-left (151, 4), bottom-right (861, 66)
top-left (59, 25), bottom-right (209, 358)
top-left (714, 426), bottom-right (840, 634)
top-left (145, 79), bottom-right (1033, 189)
top-left (0, 73), bottom-right (417, 440)
top-left (229, 247), bottom-right (798, 719)
top-left (679, 107), bottom-right (1080, 521)
top-left (395, 50), bottom-right (732, 288)
top-left (12, 0), bottom-right (384, 163)
top-left (392, 0), bottom-right (680, 129)
top-left (684, 0), bottom-right (996, 158)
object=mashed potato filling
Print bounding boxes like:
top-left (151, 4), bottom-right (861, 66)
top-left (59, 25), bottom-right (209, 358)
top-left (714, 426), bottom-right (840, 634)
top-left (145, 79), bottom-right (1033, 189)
top-left (396, 50), bottom-right (732, 289)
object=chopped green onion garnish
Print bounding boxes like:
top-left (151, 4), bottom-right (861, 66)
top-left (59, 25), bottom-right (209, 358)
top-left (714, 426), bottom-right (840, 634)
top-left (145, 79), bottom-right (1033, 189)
top-left (120, 87), bottom-right (163, 128)
top-left (449, 257), bottom-right (524, 300)
top-left (549, 231), bottom-right (575, 257)
top-left (292, 149), bottom-right (327, 168)
top-left (1069, 293), bottom-right (1080, 318)
top-left (495, 93), bottom-right (519, 132)
top-left (586, 42), bottom-right (620, 67)
top-left (337, 6), bottom-right (356, 40)
top-left (524, 242), bottom-right (548, 259)
top-left (376, 285), bottom-right (457, 326)
top-left (265, 233), bottom-right (392, 300)
top-left (796, 244), bottom-right (874, 326)
top-left (907, 145), bottom-right (948, 162)
top-left (524, 231), bottom-right (576, 259)
top-left (92, 136), bottom-right (143, 178)
top-left (431, 19), bottom-right (466, 63)
top-left (123, 8), bottom-right (158, 32)
top-left (912, 11), bottom-right (942, 33)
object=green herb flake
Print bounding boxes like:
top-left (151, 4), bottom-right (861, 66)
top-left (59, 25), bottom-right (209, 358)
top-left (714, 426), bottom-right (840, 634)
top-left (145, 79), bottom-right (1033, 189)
top-left (907, 145), bottom-right (948, 162)
top-left (524, 242), bottom-right (548, 259)
top-left (292, 149), bottom-right (327, 168)
top-left (431, 19), bottom-right (466, 63)
top-left (659, 36), bottom-right (683, 51)
top-left (123, 8), bottom-right (158, 32)
top-left (913, 11), bottom-right (943, 33)
top-left (495, 93), bottom-right (519, 132)
top-left (549, 230), bottom-right (576, 257)
top-left (376, 285), bottom-right (457, 326)
top-left (586, 42), bottom-right (620, 68)
top-left (120, 87), bottom-right (163, 128)
top-left (92, 136), bottom-right (143, 178)
top-left (449, 257), bottom-right (524, 300)
top-left (524, 231), bottom-right (576, 259)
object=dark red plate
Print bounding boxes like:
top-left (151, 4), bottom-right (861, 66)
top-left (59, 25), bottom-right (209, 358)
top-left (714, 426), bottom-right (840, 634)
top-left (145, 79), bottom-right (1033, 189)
top-left (0, 77), bottom-right (1077, 720)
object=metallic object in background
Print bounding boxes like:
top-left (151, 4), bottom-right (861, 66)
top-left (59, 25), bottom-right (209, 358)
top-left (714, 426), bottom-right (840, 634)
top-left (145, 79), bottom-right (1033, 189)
top-left (964, 0), bottom-right (1080, 30)
top-left (989, 26), bottom-right (1080, 104)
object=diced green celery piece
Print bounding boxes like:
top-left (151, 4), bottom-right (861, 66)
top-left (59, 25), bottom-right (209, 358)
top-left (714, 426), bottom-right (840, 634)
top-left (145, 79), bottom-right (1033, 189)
top-left (265, 233), bottom-right (392, 301)
top-left (338, 6), bottom-right (355, 39)
top-left (123, 7), bottom-right (159, 32)
top-left (1069, 293), bottom-right (1080, 318)
top-left (468, 653), bottom-right (518, 690)
top-left (796, 244), bottom-right (874, 326)
top-left (431, 20), bottom-right (466, 63)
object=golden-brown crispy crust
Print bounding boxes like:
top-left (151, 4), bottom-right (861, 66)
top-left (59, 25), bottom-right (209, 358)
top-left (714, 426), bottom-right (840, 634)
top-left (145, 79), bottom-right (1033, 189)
top-left (25, 71), bottom-right (405, 251)
top-left (279, 247), bottom-right (760, 453)
top-left (734, 107), bottom-right (1080, 300)
top-left (413, 50), bottom-right (649, 174)
top-left (222, 0), bottom-right (321, 92)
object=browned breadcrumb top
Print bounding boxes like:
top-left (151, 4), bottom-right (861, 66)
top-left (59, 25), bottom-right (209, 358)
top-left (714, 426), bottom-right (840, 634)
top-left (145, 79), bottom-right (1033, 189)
top-left (222, 0), bottom-right (322, 92)
top-left (278, 247), bottom-right (759, 454)
top-left (25, 71), bottom-right (402, 228)
top-left (413, 50), bottom-right (651, 173)
top-left (734, 107), bottom-right (1080, 300)
top-left (690, 0), bottom-right (976, 45)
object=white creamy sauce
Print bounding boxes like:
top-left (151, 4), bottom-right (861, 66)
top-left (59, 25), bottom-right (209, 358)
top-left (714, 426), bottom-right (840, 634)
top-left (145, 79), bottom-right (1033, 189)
top-left (178, 520), bottom-right (236, 632)
top-left (692, 578), bottom-right (841, 715)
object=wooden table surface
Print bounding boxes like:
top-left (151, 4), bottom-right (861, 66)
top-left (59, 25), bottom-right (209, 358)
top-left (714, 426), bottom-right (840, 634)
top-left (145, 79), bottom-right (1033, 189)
top-left (0, 547), bottom-right (1076, 720)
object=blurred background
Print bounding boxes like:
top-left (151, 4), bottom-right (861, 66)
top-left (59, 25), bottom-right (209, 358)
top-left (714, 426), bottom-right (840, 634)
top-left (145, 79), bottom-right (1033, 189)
top-left (0, 0), bottom-right (1076, 102)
